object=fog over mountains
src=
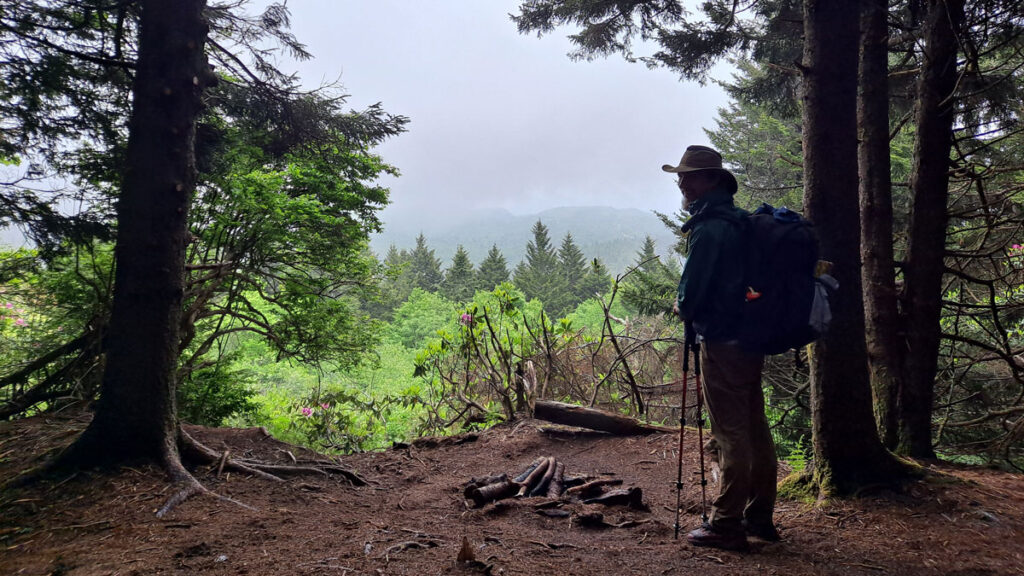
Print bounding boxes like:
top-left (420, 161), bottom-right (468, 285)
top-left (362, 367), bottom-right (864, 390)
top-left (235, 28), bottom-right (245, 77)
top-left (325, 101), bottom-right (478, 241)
top-left (370, 205), bottom-right (682, 275)
top-left (2, 206), bottom-right (684, 276)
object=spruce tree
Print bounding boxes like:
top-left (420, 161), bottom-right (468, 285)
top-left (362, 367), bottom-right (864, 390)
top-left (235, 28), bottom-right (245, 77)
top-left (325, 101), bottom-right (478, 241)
top-left (513, 220), bottom-right (572, 316)
top-left (476, 244), bottom-right (510, 291)
top-left (408, 233), bottom-right (443, 292)
top-left (620, 236), bottom-right (680, 316)
top-left (579, 258), bottom-right (613, 303)
top-left (441, 245), bottom-right (476, 303)
top-left (558, 232), bottom-right (588, 303)
top-left (369, 245), bottom-right (414, 318)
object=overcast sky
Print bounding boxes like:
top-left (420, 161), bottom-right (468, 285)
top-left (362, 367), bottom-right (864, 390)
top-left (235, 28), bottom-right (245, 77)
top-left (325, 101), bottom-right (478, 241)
top-left (272, 0), bottom-right (731, 223)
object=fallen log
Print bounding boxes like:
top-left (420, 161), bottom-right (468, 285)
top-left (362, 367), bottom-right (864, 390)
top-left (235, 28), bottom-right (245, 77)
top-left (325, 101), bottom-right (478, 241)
top-left (533, 401), bottom-right (674, 435)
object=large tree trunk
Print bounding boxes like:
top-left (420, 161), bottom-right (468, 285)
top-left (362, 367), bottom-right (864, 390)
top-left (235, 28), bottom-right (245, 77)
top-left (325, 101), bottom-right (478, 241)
top-left (858, 0), bottom-right (903, 450)
top-left (60, 0), bottom-right (211, 469)
top-left (900, 0), bottom-right (964, 459)
top-left (801, 0), bottom-right (904, 494)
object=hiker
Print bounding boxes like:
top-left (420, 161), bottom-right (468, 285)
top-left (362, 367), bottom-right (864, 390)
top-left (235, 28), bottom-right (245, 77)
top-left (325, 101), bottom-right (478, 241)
top-left (666, 145), bottom-right (779, 550)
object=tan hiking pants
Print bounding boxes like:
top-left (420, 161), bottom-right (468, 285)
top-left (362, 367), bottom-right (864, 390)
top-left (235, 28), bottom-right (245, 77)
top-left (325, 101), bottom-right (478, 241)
top-left (699, 340), bottom-right (776, 531)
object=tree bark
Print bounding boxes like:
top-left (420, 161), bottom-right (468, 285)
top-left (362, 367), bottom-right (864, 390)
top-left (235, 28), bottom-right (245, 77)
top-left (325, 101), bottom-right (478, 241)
top-left (858, 0), bottom-right (904, 450)
top-left (59, 0), bottom-right (212, 469)
top-left (802, 0), bottom-right (904, 494)
top-left (900, 0), bottom-right (964, 459)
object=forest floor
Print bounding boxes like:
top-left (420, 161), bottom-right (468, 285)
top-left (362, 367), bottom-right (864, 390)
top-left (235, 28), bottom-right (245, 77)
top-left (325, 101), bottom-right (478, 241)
top-left (1, 410), bottom-right (1022, 576)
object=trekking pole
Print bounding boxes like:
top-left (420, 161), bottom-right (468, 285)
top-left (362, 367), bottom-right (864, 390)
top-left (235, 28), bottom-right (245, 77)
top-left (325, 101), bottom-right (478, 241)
top-left (672, 324), bottom-right (693, 540)
top-left (692, 335), bottom-right (709, 524)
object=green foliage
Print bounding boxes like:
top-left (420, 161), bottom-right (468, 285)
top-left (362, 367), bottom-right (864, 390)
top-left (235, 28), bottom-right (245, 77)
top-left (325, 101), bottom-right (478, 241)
top-left (225, 335), bottom-right (425, 452)
top-left (619, 236), bottom-right (680, 316)
top-left (176, 359), bottom-right (259, 427)
top-left (578, 258), bottom-right (613, 301)
top-left (782, 435), bottom-right (810, 473)
top-left (707, 70), bottom-right (804, 210)
top-left (388, 289), bottom-right (459, 348)
top-left (414, 283), bottom-right (542, 429)
top-left (366, 245), bottom-right (414, 321)
top-left (183, 84), bottom-right (400, 376)
top-left (564, 297), bottom-right (628, 340)
top-left (514, 220), bottom-right (573, 317)
top-left (477, 244), bottom-right (511, 291)
top-left (441, 245), bottom-right (476, 303)
top-left (0, 1), bottom-right (407, 422)
top-left (1, 244), bottom-right (111, 411)
top-left (558, 233), bottom-right (587, 297)
top-left (408, 233), bottom-right (444, 292)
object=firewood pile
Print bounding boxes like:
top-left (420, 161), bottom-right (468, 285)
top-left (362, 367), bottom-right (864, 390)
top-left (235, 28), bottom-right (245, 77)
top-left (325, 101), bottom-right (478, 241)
top-left (462, 456), bottom-right (645, 510)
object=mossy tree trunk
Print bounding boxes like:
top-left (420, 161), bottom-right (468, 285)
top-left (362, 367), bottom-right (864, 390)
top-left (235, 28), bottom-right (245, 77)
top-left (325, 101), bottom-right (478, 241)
top-left (858, 0), bottom-right (904, 450)
top-left (899, 0), bottom-right (964, 459)
top-left (59, 0), bottom-right (211, 472)
top-left (800, 0), bottom-right (907, 495)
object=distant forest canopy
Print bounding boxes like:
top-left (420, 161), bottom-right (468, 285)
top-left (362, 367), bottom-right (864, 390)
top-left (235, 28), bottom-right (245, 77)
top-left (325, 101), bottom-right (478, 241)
top-left (371, 205), bottom-right (681, 275)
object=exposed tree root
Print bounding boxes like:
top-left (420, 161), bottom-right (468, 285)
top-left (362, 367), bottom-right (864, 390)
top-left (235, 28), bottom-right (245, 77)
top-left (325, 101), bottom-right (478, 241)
top-left (178, 426), bottom-right (369, 486)
top-left (2, 413), bottom-right (369, 518)
top-left (157, 455), bottom-right (256, 518)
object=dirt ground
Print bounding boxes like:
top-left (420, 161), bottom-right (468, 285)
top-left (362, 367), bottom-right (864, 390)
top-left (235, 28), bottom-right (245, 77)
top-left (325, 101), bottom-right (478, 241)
top-left (1, 411), bottom-right (1022, 576)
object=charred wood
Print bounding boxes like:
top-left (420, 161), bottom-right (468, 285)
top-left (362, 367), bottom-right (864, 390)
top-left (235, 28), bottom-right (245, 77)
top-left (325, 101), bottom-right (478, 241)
top-left (528, 457), bottom-right (557, 497)
top-left (515, 457), bottom-right (551, 497)
top-left (468, 480), bottom-right (519, 507)
top-left (564, 478), bottom-right (623, 498)
top-left (545, 461), bottom-right (565, 498)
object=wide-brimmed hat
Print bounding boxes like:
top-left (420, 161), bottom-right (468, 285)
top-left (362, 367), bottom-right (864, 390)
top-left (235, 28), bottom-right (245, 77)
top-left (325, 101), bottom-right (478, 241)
top-left (662, 145), bottom-right (738, 194)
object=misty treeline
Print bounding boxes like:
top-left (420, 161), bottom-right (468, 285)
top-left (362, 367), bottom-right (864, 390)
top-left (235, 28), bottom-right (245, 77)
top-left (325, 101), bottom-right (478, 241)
top-left (0, 0), bottom-right (1021, 509)
top-left (377, 222), bottom-right (615, 320)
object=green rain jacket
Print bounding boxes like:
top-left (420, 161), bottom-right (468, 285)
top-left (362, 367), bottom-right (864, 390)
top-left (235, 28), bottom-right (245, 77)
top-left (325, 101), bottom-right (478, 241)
top-left (676, 188), bottom-right (748, 341)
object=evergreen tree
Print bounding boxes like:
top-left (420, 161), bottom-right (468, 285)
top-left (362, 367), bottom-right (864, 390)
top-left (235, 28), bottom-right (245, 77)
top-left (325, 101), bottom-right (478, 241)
top-left (801, 0), bottom-right (907, 491)
top-left (58, 0), bottom-right (213, 493)
top-left (558, 232), bottom-right (588, 302)
top-left (513, 220), bottom-right (572, 316)
top-left (441, 245), bottom-right (476, 303)
top-left (476, 244), bottom-right (510, 291)
top-left (636, 236), bottom-right (659, 272)
top-left (579, 258), bottom-right (613, 303)
top-left (408, 233), bottom-right (443, 292)
top-left (367, 245), bottom-right (413, 319)
top-left (620, 236), bottom-right (680, 316)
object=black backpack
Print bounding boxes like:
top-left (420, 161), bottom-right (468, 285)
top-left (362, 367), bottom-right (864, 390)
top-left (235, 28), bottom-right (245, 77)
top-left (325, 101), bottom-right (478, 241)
top-left (735, 203), bottom-right (836, 355)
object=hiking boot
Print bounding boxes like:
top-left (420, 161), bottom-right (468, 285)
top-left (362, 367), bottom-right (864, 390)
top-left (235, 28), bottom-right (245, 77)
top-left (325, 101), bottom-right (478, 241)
top-left (742, 519), bottom-right (780, 542)
top-left (686, 523), bottom-right (748, 551)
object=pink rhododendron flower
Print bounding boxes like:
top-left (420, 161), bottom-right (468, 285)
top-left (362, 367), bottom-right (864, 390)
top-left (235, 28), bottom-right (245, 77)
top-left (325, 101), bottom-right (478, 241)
top-left (460, 313), bottom-right (473, 325)
top-left (301, 407), bottom-right (313, 417)
top-left (320, 403), bottom-right (330, 410)
top-left (4, 302), bottom-right (12, 309)
top-left (14, 318), bottom-right (26, 326)
top-left (1014, 244), bottom-right (1022, 251)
